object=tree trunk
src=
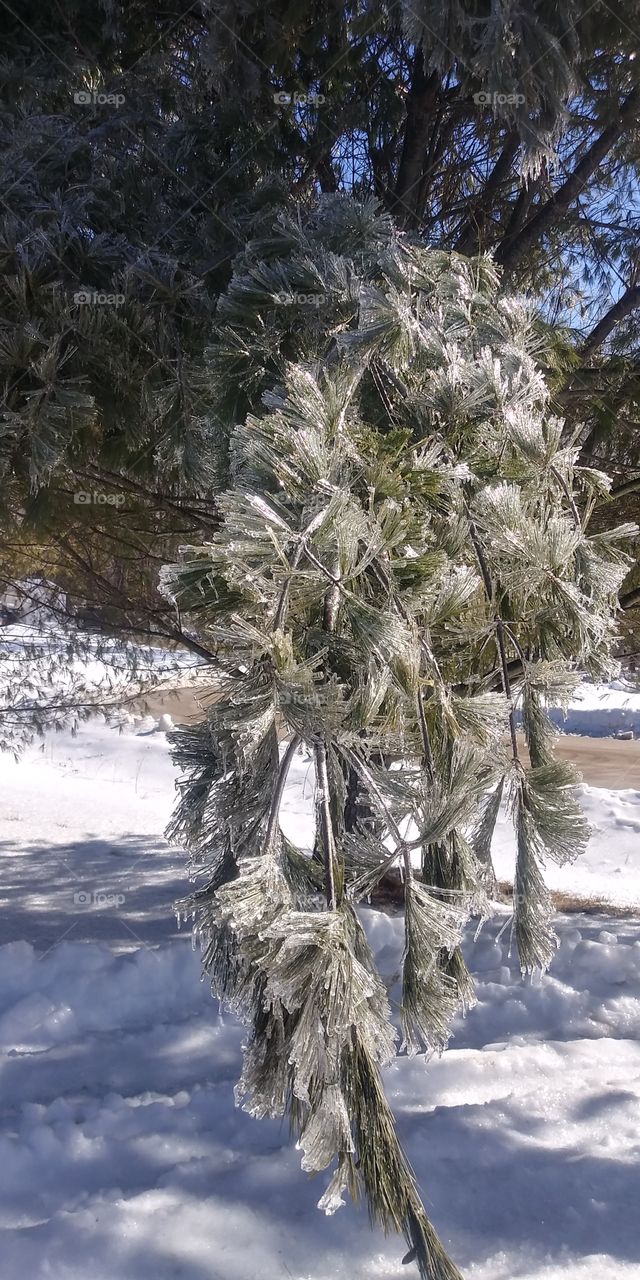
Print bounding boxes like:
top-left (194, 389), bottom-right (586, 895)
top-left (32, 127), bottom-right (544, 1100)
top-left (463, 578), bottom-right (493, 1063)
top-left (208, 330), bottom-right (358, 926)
top-left (392, 52), bottom-right (439, 229)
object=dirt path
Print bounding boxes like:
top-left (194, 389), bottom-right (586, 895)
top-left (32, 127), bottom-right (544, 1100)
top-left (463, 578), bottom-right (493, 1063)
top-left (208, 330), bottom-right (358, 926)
top-left (133, 685), bottom-right (218, 725)
top-left (520, 733), bottom-right (640, 789)
top-left (133, 687), bottom-right (639, 789)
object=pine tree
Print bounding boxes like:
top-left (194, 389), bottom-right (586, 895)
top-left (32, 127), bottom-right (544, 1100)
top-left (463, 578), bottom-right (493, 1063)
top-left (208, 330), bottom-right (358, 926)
top-left (2, 1), bottom-right (639, 647)
top-left (161, 197), bottom-right (636, 1278)
top-left (0, 0), bottom-right (291, 647)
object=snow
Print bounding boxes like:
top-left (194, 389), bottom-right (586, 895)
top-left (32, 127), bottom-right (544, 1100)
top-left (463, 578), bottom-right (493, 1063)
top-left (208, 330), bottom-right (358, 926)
top-left (491, 782), bottom-right (640, 907)
top-left (0, 619), bottom-right (201, 669)
top-left (1, 699), bottom-right (640, 1278)
top-left (0, 616), bottom-right (205, 754)
top-left (547, 678), bottom-right (640, 738)
top-left (0, 718), bottom-right (182, 953)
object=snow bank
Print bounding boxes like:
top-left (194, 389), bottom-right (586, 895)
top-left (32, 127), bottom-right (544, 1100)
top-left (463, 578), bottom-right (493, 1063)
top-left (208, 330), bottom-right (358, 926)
top-left (491, 782), bottom-right (640, 907)
top-left (550, 679), bottom-right (640, 738)
top-left (2, 917), bottom-right (640, 1280)
top-left (1, 708), bottom-right (640, 1278)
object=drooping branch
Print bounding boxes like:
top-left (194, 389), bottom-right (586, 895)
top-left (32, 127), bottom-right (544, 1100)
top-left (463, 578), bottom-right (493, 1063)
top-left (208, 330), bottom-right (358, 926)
top-left (315, 742), bottom-right (338, 908)
top-left (466, 516), bottom-right (520, 761)
top-left (316, 556), bottom-right (342, 907)
top-left (264, 734), bottom-right (302, 851)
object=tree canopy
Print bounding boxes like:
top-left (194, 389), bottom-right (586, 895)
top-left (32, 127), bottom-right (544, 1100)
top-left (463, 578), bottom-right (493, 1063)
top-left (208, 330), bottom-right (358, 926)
top-left (0, 0), bottom-right (638, 636)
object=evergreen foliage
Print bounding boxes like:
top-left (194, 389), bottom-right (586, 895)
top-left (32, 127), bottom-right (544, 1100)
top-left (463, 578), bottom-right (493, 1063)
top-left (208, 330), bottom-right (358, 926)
top-left (0, 0), bottom-right (638, 1258)
top-left (162, 197), bottom-right (636, 1278)
top-left (1, 0), bottom-right (639, 644)
top-left (0, 0), bottom-right (292, 646)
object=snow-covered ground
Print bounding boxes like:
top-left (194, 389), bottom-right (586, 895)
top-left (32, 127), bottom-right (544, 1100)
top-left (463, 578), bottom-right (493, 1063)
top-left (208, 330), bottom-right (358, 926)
top-left (0, 618), bottom-right (202, 754)
top-left (1, 701), bottom-right (640, 1279)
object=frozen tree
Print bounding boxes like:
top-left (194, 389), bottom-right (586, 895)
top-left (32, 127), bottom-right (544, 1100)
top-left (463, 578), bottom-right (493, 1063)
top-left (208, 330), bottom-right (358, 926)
top-left (161, 197), bottom-right (635, 1279)
top-left (2, 1), bottom-right (640, 645)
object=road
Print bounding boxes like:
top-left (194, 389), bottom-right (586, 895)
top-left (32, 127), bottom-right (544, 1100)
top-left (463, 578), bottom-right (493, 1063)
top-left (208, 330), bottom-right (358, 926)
top-left (133, 687), bottom-right (640, 789)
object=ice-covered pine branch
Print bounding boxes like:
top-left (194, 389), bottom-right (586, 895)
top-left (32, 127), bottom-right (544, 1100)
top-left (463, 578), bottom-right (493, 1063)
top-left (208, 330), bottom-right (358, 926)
top-left (163, 195), bottom-right (637, 1280)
